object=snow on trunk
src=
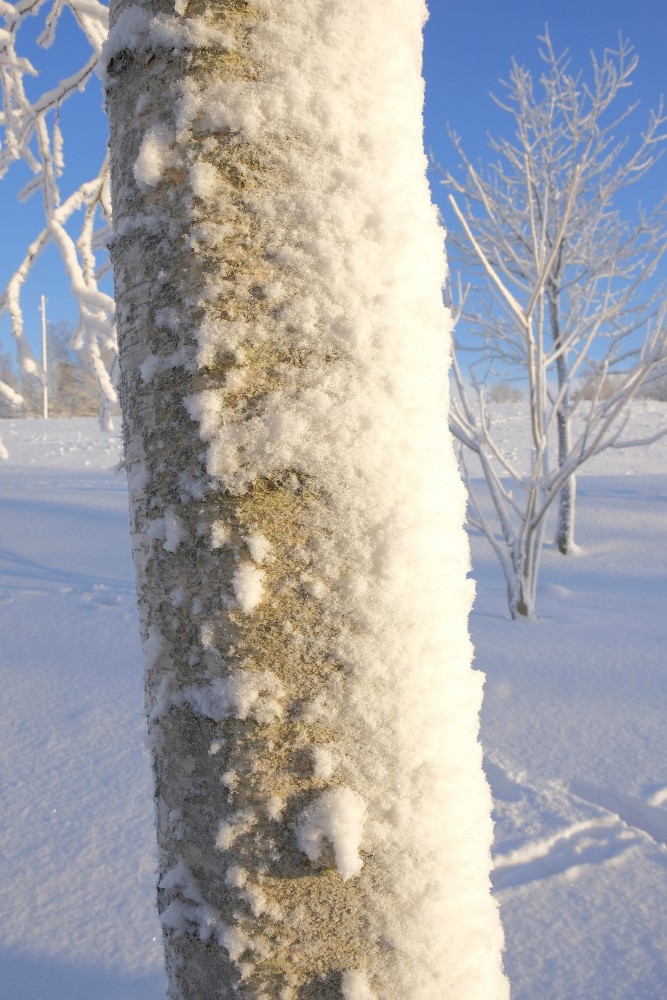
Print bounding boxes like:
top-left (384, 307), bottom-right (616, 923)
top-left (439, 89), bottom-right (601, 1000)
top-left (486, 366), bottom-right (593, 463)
top-left (105, 1), bottom-right (507, 998)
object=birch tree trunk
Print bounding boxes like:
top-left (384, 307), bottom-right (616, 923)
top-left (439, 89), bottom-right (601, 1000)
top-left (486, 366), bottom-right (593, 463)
top-left (555, 395), bottom-right (576, 554)
top-left (548, 289), bottom-right (576, 554)
top-left (105, 2), bottom-right (507, 998)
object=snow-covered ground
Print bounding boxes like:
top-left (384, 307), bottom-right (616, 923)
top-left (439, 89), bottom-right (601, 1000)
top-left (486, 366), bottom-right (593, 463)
top-left (0, 419), bottom-right (165, 1000)
top-left (1, 403), bottom-right (666, 999)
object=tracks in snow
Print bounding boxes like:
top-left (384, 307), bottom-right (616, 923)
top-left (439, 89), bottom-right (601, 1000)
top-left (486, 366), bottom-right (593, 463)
top-left (488, 761), bottom-right (667, 893)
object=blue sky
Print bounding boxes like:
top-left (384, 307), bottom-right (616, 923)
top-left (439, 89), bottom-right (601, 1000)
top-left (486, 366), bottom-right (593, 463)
top-left (425, 0), bottom-right (666, 205)
top-left (0, 0), bottom-right (665, 358)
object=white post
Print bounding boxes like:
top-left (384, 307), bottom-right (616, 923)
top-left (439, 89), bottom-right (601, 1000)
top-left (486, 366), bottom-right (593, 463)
top-left (40, 295), bottom-right (48, 420)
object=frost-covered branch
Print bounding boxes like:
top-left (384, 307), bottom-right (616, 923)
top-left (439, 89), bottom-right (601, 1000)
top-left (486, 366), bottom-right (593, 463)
top-left (439, 29), bottom-right (667, 616)
top-left (0, 0), bottom-right (115, 456)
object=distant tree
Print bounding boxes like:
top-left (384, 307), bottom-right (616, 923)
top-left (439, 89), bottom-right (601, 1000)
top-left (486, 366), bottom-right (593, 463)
top-left (486, 380), bottom-right (523, 405)
top-left (46, 321), bottom-right (105, 417)
top-left (438, 31), bottom-right (667, 617)
top-left (640, 363), bottom-right (667, 402)
top-left (4, 321), bottom-right (106, 418)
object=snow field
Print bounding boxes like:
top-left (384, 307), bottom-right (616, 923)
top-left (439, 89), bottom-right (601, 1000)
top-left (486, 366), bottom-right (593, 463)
top-left (0, 419), bottom-right (166, 1000)
top-left (0, 402), bottom-right (666, 998)
top-left (471, 399), bottom-right (667, 998)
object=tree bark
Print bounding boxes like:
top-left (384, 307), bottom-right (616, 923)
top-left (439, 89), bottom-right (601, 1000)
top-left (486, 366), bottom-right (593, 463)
top-left (555, 404), bottom-right (576, 554)
top-left (548, 286), bottom-right (576, 553)
top-left (105, 2), bottom-right (507, 998)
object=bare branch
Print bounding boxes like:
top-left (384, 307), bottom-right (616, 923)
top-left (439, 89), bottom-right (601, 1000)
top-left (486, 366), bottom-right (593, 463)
top-left (0, 0), bottom-right (115, 441)
top-left (439, 28), bottom-right (667, 616)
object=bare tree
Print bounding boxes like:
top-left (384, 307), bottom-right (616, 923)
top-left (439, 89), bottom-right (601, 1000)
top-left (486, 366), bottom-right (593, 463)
top-left (0, 0), bottom-right (115, 443)
top-left (437, 30), bottom-right (667, 617)
top-left (13, 320), bottom-right (106, 417)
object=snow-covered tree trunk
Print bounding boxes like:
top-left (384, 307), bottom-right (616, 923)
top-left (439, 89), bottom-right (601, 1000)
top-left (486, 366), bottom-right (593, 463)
top-left (105, 2), bottom-right (507, 998)
top-left (513, 514), bottom-right (546, 618)
top-left (549, 289), bottom-right (576, 554)
top-left (555, 402), bottom-right (576, 554)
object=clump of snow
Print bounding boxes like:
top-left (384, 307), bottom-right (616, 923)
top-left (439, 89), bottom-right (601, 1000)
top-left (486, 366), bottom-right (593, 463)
top-left (158, 859), bottom-right (221, 943)
top-left (133, 123), bottom-right (177, 189)
top-left (311, 745), bottom-right (336, 781)
top-left (242, 883), bottom-right (268, 917)
top-left (218, 923), bottom-right (252, 962)
top-left (189, 160), bottom-right (220, 200)
top-left (140, 346), bottom-right (193, 384)
top-left (176, 669), bottom-right (284, 724)
top-left (299, 694), bottom-right (329, 723)
top-left (232, 561), bottom-right (265, 613)
top-left (210, 520), bottom-right (230, 549)
top-left (341, 969), bottom-right (377, 1000)
top-left (163, 507), bottom-right (185, 553)
top-left (139, 354), bottom-right (161, 383)
top-left (102, 6), bottom-right (233, 74)
top-left (296, 787), bottom-right (366, 881)
top-left (183, 388), bottom-right (221, 441)
top-left (154, 307), bottom-right (179, 331)
top-left (266, 795), bottom-right (285, 820)
top-left (114, 212), bottom-right (162, 238)
top-left (146, 516), bottom-right (166, 545)
top-left (305, 576), bottom-right (327, 600)
top-left (216, 810), bottom-right (257, 851)
top-left (221, 367), bottom-right (246, 394)
top-left (142, 624), bottom-right (165, 671)
top-left (168, 809), bottom-right (185, 841)
top-left (159, 858), bottom-right (196, 895)
top-left (221, 769), bottom-right (238, 792)
top-left (246, 531), bottom-right (271, 564)
top-left (126, 461), bottom-right (149, 494)
top-left (225, 866), bottom-right (247, 889)
top-left (199, 621), bottom-right (216, 650)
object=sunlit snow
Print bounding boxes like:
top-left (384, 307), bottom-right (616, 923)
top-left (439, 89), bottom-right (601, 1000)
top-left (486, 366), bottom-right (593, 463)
top-left (1, 405), bottom-right (667, 998)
